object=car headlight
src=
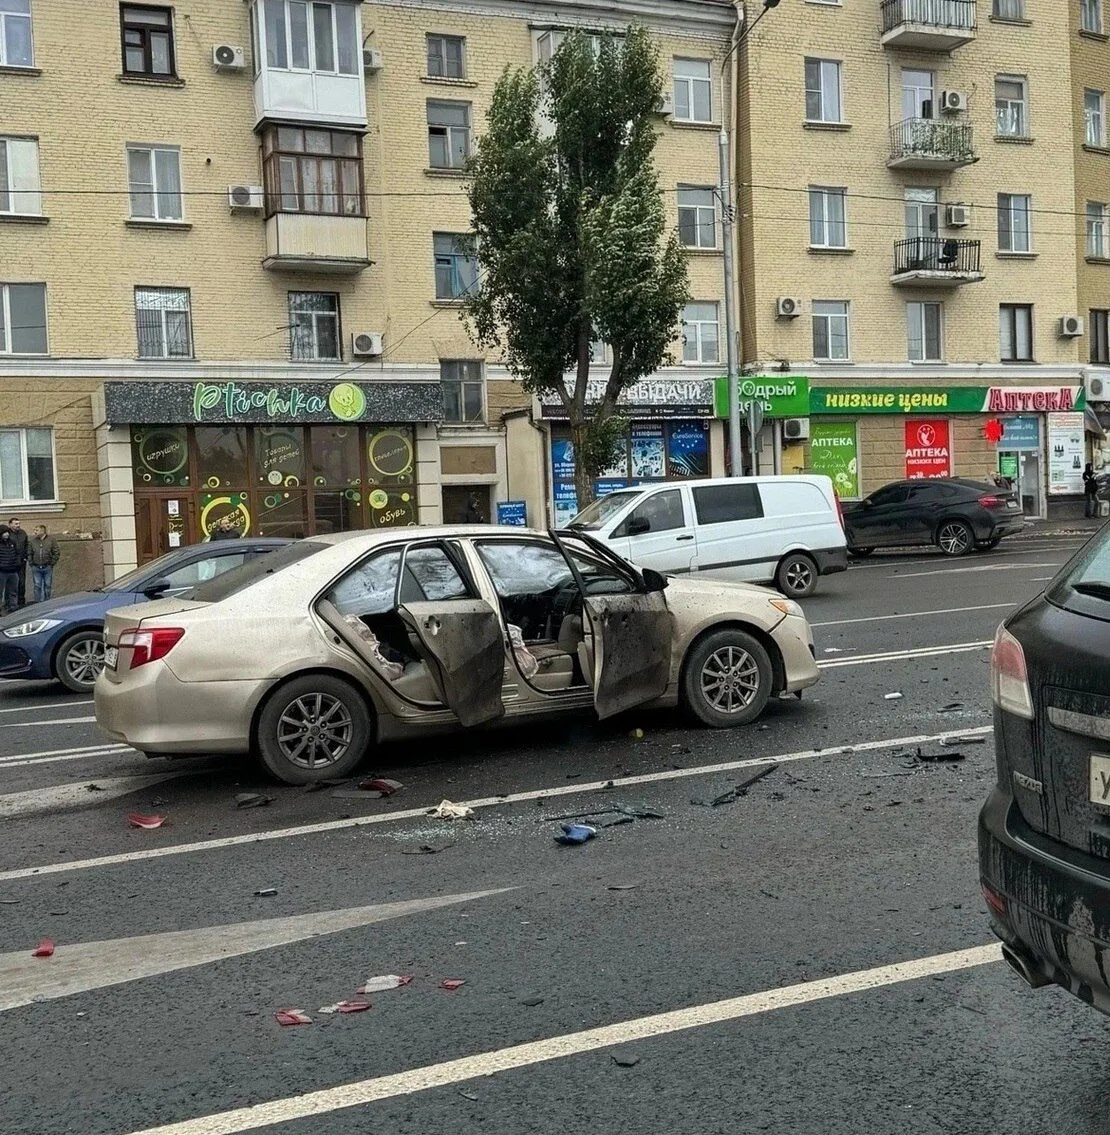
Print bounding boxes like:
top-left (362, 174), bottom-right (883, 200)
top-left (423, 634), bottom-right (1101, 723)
top-left (769, 599), bottom-right (804, 618)
top-left (3, 618), bottom-right (63, 639)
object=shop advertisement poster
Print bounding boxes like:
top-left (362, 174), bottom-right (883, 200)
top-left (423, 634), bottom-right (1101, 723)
top-left (553, 482), bottom-right (578, 529)
top-left (999, 416), bottom-right (1040, 451)
top-left (496, 501), bottom-right (527, 527)
top-left (630, 424), bottom-right (666, 479)
top-left (810, 422), bottom-right (859, 499)
top-left (1047, 412), bottom-right (1085, 494)
top-left (551, 439), bottom-right (576, 482)
top-left (666, 422), bottom-right (709, 477)
top-left (904, 419), bottom-right (952, 480)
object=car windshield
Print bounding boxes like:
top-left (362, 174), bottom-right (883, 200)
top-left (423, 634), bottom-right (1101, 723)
top-left (1049, 530), bottom-right (1110, 602)
top-left (103, 556), bottom-right (187, 593)
top-left (187, 541), bottom-right (327, 602)
top-left (568, 490), bottom-right (643, 531)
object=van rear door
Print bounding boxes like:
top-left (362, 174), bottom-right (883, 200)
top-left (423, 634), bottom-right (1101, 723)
top-left (610, 486), bottom-right (697, 574)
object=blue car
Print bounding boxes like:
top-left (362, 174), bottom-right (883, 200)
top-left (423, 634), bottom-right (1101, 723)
top-left (0, 539), bottom-right (289, 693)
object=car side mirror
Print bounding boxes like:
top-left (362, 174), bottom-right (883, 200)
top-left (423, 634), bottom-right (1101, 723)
top-left (142, 578), bottom-right (171, 599)
top-left (642, 568), bottom-right (668, 593)
top-left (627, 517), bottom-right (651, 536)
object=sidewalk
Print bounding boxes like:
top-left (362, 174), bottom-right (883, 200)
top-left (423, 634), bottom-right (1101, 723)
top-left (1012, 516), bottom-right (1107, 540)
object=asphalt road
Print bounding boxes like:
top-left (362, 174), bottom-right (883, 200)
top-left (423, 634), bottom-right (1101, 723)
top-left (0, 533), bottom-right (1106, 1135)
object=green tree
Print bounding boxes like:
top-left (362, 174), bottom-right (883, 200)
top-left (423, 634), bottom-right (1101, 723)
top-left (464, 26), bottom-right (689, 511)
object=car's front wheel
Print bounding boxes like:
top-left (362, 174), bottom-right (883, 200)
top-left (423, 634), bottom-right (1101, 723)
top-left (937, 520), bottom-right (974, 557)
top-left (256, 674), bottom-right (372, 785)
top-left (682, 629), bottom-right (773, 728)
top-left (55, 630), bottom-right (106, 693)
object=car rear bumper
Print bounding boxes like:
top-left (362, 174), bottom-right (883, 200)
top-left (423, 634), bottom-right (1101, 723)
top-left (813, 546), bottom-right (848, 576)
top-left (0, 641), bottom-right (49, 680)
top-left (978, 784), bottom-right (1110, 1014)
top-left (987, 517), bottom-right (1025, 539)
top-left (94, 663), bottom-right (263, 755)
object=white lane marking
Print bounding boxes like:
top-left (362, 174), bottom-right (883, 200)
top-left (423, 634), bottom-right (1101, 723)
top-left (0, 890), bottom-right (512, 1013)
top-left (0, 774), bottom-right (181, 821)
top-left (0, 750), bottom-right (135, 770)
top-left (0, 715), bottom-right (96, 727)
top-left (123, 942), bottom-right (1003, 1135)
top-left (0, 726), bottom-right (991, 882)
top-left (894, 564), bottom-right (1059, 580)
top-left (845, 544), bottom-right (1079, 571)
top-left (0, 699), bottom-right (92, 715)
top-left (818, 641), bottom-right (992, 669)
top-left (811, 602), bottom-right (1013, 628)
top-left (0, 742), bottom-right (131, 769)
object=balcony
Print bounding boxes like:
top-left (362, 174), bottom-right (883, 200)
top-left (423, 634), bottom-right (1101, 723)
top-left (263, 213), bottom-right (371, 273)
top-left (880, 0), bottom-right (976, 51)
top-left (888, 118), bottom-right (976, 170)
top-left (890, 237), bottom-right (984, 286)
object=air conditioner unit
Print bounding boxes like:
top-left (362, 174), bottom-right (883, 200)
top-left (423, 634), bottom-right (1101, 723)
top-left (776, 296), bottom-right (803, 319)
top-left (363, 48), bottom-right (383, 73)
top-left (227, 184), bottom-right (264, 211)
top-left (783, 417), bottom-right (810, 441)
top-left (940, 90), bottom-right (967, 113)
top-left (946, 203), bottom-right (971, 227)
top-left (654, 91), bottom-right (674, 116)
top-left (1059, 315), bottom-right (1085, 338)
top-left (212, 44), bottom-right (245, 71)
top-left (351, 331), bottom-right (383, 357)
top-left (1088, 375), bottom-right (1106, 401)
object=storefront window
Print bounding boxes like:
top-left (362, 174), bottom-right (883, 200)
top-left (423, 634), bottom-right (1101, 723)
top-left (257, 489), bottom-right (308, 538)
top-left (310, 426), bottom-right (361, 487)
top-left (131, 426), bottom-right (190, 487)
top-left (365, 426), bottom-right (417, 528)
top-left (196, 426), bottom-right (249, 489)
top-left (254, 426), bottom-right (306, 489)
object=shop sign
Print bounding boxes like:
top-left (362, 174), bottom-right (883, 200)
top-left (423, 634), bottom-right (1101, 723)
top-left (999, 453), bottom-right (1019, 480)
top-left (497, 500), bottom-right (527, 527)
top-left (904, 419), bottom-right (952, 479)
top-left (998, 416), bottom-right (1040, 450)
top-left (810, 422), bottom-right (859, 499)
top-left (713, 376), bottom-right (810, 420)
top-left (987, 386), bottom-right (1081, 413)
top-left (811, 385), bottom-right (1085, 415)
top-left (539, 378), bottom-right (714, 420)
top-left (1047, 412), bottom-right (1085, 495)
top-left (104, 380), bottom-right (444, 425)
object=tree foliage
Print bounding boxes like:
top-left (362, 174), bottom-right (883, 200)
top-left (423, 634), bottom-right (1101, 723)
top-left (464, 26), bottom-right (690, 509)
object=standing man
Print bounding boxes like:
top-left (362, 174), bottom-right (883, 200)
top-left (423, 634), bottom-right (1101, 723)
top-left (0, 526), bottom-right (20, 615)
top-left (1084, 463), bottom-right (1099, 519)
top-left (7, 518), bottom-right (27, 608)
top-left (209, 514), bottom-right (241, 540)
top-left (29, 524), bottom-right (60, 603)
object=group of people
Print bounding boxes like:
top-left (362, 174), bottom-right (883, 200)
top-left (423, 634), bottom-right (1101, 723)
top-left (0, 518), bottom-right (61, 616)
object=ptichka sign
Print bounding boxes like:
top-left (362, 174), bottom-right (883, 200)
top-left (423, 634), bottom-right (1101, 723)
top-left (904, 419), bottom-right (952, 479)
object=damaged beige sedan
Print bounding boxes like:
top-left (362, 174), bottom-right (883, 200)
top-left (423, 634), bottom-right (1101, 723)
top-left (95, 527), bottom-right (820, 785)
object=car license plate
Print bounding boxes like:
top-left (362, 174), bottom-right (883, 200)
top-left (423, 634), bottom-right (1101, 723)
top-left (1089, 754), bottom-right (1110, 806)
top-left (104, 645), bottom-right (118, 671)
top-left (1007, 501), bottom-right (1020, 510)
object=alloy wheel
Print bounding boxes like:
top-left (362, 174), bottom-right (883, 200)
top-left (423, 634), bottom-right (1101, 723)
top-left (700, 645), bottom-right (761, 715)
top-left (782, 559), bottom-right (814, 595)
top-left (63, 637), bottom-right (105, 688)
top-left (276, 692), bottom-right (354, 770)
top-left (938, 522), bottom-right (972, 556)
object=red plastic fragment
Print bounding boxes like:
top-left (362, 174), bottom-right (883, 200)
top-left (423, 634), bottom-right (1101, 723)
top-left (31, 939), bottom-right (54, 958)
top-left (358, 778), bottom-right (403, 795)
top-left (274, 1009), bottom-right (312, 1026)
top-left (440, 979), bottom-right (466, 991)
top-left (127, 813), bottom-right (165, 829)
top-left (336, 1000), bottom-right (371, 1014)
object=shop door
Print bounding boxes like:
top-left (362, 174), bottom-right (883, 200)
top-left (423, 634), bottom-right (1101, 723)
top-left (999, 451), bottom-right (1044, 519)
top-left (442, 485), bottom-right (492, 526)
top-left (134, 494), bottom-right (196, 564)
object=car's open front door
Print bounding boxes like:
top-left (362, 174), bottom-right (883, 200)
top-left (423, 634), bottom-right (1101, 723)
top-left (550, 531), bottom-right (674, 720)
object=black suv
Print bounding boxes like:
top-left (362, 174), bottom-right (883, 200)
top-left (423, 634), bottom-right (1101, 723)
top-left (979, 527), bottom-right (1110, 1013)
top-left (843, 477), bottom-right (1025, 557)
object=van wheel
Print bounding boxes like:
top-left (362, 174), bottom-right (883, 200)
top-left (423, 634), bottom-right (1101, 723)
top-left (256, 675), bottom-right (371, 785)
top-left (682, 629), bottom-right (772, 728)
top-left (775, 553), bottom-right (818, 598)
top-left (55, 631), bottom-right (106, 693)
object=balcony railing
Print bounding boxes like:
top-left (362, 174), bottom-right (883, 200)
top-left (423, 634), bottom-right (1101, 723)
top-left (892, 237), bottom-right (983, 285)
top-left (888, 118), bottom-right (976, 168)
top-left (880, 0), bottom-right (976, 50)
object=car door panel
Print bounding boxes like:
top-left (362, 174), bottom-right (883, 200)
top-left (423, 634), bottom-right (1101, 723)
top-left (583, 591), bottom-right (673, 719)
top-left (617, 487), bottom-right (697, 574)
top-left (398, 599), bottom-right (506, 727)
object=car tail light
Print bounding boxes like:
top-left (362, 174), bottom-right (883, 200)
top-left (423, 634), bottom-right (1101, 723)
top-left (979, 495), bottom-right (1003, 508)
top-left (989, 624), bottom-right (1034, 720)
top-left (118, 627), bottom-right (185, 669)
top-left (982, 884), bottom-right (1007, 919)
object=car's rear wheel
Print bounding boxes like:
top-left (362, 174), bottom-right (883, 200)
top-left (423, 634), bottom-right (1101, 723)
top-left (937, 520), bottom-right (974, 557)
top-left (775, 552), bottom-right (818, 598)
top-left (682, 629), bottom-right (772, 728)
top-left (55, 631), bottom-right (106, 693)
top-left (848, 547), bottom-right (874, 559)
top-left (256, 674), bottom-right (371, 785)
top-left (975, 537), bottom-right (1001, 552)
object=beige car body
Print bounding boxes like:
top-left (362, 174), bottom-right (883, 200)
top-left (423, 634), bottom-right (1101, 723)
top-left (95, 527), bottom-right (819, 764)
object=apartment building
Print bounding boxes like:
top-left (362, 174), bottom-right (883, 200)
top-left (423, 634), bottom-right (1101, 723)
top-left (736, 0), bottom-right (1092, 517)
top-left (0, 0), bottom-right (732, 589)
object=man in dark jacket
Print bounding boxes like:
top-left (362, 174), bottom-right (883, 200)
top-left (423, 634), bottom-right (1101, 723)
top-left (209, 514), bottom-right (241, 540)
top-left (7, 518), bottom-right (27, 608)
top-left (0, 526), bottom-right (21, 615)
top-left (29, 525), bottom-right (60, 603)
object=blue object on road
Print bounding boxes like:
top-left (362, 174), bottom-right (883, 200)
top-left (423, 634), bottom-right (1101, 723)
top-left (555, 823), bottom-right (597, 845)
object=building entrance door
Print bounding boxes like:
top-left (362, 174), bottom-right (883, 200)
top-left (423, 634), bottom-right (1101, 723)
top-left (999, 450), bottom-right (1044, 518)
top-left (442, 484), bottom-right (492, 525)
top-left (135, 494), bottom-right (196, 564)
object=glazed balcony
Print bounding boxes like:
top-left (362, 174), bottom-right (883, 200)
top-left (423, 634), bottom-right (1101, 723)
top-left (888, 118), bottom-right (976, 170)
top-left (891, 237), bottom-right (984, 287)
top-left (880, 0), bottom-right (976, 51)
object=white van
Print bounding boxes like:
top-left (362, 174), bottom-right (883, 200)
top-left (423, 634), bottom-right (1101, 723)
top-left (567, 475), bottom-right (848, 597)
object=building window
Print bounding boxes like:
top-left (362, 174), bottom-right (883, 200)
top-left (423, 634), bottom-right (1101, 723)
top-left (673, 59), bottom-right (712, 122)
top-left (126, 145), bottom-right (183, 221)
top-left (995, 76), bottom-right (1028, 138)
top-left (0, 282), bottom-right (46, 355)
top-left (440, 360), bottom-right (484, 423)
top-left (808, 187), bottom-right (847, 248)
top-left (135, 287), bottom-right (192, 359)
top-left (0, 136), bottom-right (41, 216)
top-left (805, 58), bottom-right (843, 123)
top-left (901, 69), bottom-right (934, 120)
top-left (427, 33), bottom-right (465, 78)
top-left (1082, 0), bottom-right (1104, 33)
top-left (433, 233), bottom-right (478, 300)
top-left (1086, 90), bottom-right (1106, 147)
top-left (812, 301), bottom-right (849, 361)
top-left (261, 126), bottom-right (363, 216)
top-left (263, 0), bottom-right (358, 74)
top-left (677, 187), bottom-right (717, 249)
top-left (997, 193), bottom-right (1032, 253)
top-left (999, 304), bottom-right (1033, 362)
top-left (0, 0), bottom-right (32, 68)
top-left (992, 0), bottom-right (1026, 15)
top-left (1088, 202), bottom-right (1110, 258)
top-left (907, 301), bottom-right (943, 362)
top-left (0, 427), bottom-right (54, 503)
top-left (1091, 309), bottom-right (1110, 364)
top-left (682, 302), bottom-right (719, 364)
top-left (120, 5), bottom-right (175, 77)
top-left (427, 101), bottom-right (470, 169)
top-left (289, 292), bottom-right (340, 360)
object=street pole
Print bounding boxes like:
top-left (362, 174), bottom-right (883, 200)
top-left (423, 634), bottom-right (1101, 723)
top-left (719, 127), bottom-right (742, 477)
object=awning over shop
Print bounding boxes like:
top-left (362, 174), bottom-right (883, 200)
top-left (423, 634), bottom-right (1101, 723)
top-left (1085, 405), bottom-right (1107, 438)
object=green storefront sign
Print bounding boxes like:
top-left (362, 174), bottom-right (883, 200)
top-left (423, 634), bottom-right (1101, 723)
top-left (715, 376), bottom-right (810, 419)
top-left (810, 385), bottom-right (1085, 415)
top-left (810, 422), bottom-right (859, 498)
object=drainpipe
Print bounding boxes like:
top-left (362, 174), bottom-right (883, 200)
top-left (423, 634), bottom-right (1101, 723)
top-left (721, 0), bottom-right (743, 476)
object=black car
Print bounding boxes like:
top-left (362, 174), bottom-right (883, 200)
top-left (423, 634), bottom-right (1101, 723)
top-left (979, 529), bottom-right (1110, 1014)
top-left (842, 477), bottom-right (1024, 557)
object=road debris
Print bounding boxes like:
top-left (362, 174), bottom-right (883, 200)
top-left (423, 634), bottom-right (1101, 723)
top-left (274, 1009), bottom-right (312, 1026)
top-left (0, 898), bottom-right (20, 904)
top-left (884, 692), bottom-right (903, 701)
top-left (554, 822), bottom-right (597, 845)
top-left (692, 764), bottom-right (779, 807)
top-left (31, 939), bottom-right (54, 958)
top-left (611, 1051), bottom-right (641, 1068)
top-left (943, 735), bottom-right (985, 746)
top-left (543, 803), bottom-right (664, 823)
top-left (253, 888), bottom-right (278, 897)
top-left (521, 996), bottom-right (545, 1007)
top-left (400, 842), bottom-right (455, 855)
top-left (938, 702), bottom-right (964, 712)
top-left (357, 975), bottom-right (413, 994)
top-left (303, 778), bottom-right (349, 793)
top-left (915, 748), bottom-right (967, 763)
top-left (358, 777), bottom-right (403, 796)
top-left (629, 728), bottom-right (644, 740)
top-left (85, 783), bottom-right (104, 792)
top-left (429, 800), bottom-right (476, 820)
top-left (607, 883), bottom-right (638, 891)
top-left (127, 813), bottom-right (165, 829)
top-left (318, 1000), bottom-right (371, 1015)
top-left (235, 793), bottom-right (272, 809)
top-left (440, 979), bottom-right (466, 991)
